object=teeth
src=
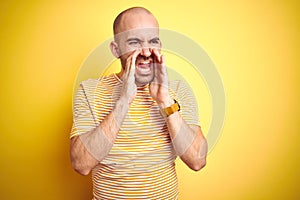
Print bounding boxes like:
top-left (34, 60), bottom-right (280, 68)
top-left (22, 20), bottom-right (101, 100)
top-left (140, 61), bottom-right (150, 65)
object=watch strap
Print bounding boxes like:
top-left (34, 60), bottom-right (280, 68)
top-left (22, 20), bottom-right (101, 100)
top-left (160, 99), bottom-right (180, 117)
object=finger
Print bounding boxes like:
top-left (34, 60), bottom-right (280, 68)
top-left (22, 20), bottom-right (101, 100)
top-left (124, 49), bottom-right (141, 76)
top-left (125, 53), bottom-right (134, 73)
top-left (125, 50), bottom-right (141, 84)
top-left (160, 54), bottom-right (167, 74)
top-left (129, 49), bottom-right (141, 75)
top-left (131, 49), bottom-right (141, 67)
top-left (122, 62), bottom-right (131, 83)
top-left (161, 54), bottom-right (165, 65)
top-left (154, 53), bottom-right (165, 73)
top-left (152, 49), bottom-right (161, 63)
top-left (124, 57), bottom-right (132, 77)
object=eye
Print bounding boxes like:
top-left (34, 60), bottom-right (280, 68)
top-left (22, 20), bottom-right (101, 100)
top-left (150, 38), bottom-right (160, 45)
top-left (129, 41), bottom-right (139, 45)
top-left (127, 39), bottom-right (141, 46)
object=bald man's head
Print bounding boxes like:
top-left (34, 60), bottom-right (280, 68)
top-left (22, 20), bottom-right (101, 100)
top-left (113, 7), bottom-right (159, 35)
top-left (110, 7), bottom-right (161, 85)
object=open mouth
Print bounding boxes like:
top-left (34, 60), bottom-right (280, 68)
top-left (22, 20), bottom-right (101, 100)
top-left (136, 60), bottom-right (152, 74)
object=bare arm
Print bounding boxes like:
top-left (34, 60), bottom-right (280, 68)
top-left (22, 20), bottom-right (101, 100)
top-left (70, 50), bottom-right (140, 175)
top-left (161, 99), bottom-right (207, 171)
top-left (150, 49), bottom-right (207, 171)
top-left (70, 98), bottom-right (130, 175)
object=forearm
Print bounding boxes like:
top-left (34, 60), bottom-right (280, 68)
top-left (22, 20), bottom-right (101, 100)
top-left (70, 97), bottom-right (129, 175)
top-left (160, 99), bottom-right (207, 171)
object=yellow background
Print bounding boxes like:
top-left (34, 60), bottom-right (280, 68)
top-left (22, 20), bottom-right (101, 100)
top-left (0, 0), bottom-right (299, 199)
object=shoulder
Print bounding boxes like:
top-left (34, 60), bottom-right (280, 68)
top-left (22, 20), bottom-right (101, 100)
top-left (80, 78), bottom-right (99, 90)
top-left (78, 75), bottom-right (120, 99)
top-left (168, 79), bottom-right (197, 109)
top-left (81, 74), bottom-right (121, 89)
top-left (73, 79), bottom-right (99, 104)
top-left (169, 80), bottom-right (200, 125)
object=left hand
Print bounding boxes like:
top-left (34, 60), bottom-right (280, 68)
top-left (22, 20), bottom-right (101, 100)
top-left (149, 49), bottom-right (173, 106)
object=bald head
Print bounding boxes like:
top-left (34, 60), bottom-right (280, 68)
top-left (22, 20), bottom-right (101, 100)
top-left (110, 7), bottom-right (162, 85)
top-left (113, 7), bottom-right (159, 35)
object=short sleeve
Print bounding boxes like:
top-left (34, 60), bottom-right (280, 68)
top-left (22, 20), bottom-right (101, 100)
top-left (169, 80), bottom-right (200, 126)
top-left (70, 81), bottom-right (97, 139)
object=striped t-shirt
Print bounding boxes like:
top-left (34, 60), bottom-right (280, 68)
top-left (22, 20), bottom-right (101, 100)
top-left (71, 74), bottom-right (200, 200)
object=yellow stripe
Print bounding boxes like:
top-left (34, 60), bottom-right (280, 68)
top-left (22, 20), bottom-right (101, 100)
top-left (71, 74), bottom-right (199, 199)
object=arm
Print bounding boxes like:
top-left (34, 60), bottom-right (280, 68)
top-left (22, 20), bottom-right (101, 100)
top-left (150, 49), bottom-right (207, 171)
top-left (160, 98), bottom-right (207, 171)
top-left (70, 98), bottom-right (130, 175)
top-left (70, 50), bottom-right (140, 175)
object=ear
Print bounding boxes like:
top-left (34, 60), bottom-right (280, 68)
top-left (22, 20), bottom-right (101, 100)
top-left (110, 41), bottom-right (120, 58)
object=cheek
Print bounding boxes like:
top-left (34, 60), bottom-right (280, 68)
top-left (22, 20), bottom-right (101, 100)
top-left (151, 42), bottom-right (162, 49)
top-left (118, 47), bottom-right (138, 66)
top-left (119, 51), bottom-right (131, 63)
top-left (119, 45), bottom-right (137, 57)
top-left (119, 52), bottom-right (133, 68)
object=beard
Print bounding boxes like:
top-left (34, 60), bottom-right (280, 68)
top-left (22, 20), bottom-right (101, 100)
top-left (119, 53), bottom-right (156, 86)
top-left (134, 54), bottom-right (155, 85)
top-left (135, 62), bottom-right (155, 85)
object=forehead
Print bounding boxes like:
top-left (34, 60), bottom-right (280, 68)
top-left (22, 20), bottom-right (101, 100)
top-left (115, 28), bottom-right (159, 41)
top-left (115, 12), bottom-right (159, 41)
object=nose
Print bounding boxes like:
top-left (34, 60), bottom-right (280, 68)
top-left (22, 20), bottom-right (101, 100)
top-left (140, 47), bottom-right (151, 58)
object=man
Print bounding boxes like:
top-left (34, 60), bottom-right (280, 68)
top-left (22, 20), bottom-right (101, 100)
top-left (70, 7), bottom-right (207, 199)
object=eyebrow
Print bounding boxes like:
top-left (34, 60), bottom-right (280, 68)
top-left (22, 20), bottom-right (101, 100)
top-left (149, 37), bottom-right (160, 42)
top-left (126, 37), bottom-right (160, 43)
top-left (126, 38), bottom-right (142, 42)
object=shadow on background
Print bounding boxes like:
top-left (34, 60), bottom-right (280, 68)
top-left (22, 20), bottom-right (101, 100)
top-left (56, 112), bottom-right (93, 199)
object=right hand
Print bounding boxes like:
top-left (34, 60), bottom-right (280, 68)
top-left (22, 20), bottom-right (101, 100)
top-left (120, 49), bottom-right (141, 104)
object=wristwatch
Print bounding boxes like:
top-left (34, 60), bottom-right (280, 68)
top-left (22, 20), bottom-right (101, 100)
top-left (160, 99), bottom-right (180, 118)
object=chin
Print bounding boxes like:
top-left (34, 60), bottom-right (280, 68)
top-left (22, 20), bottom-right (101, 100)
top-left (135, 74), bottom-right (155, 86)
